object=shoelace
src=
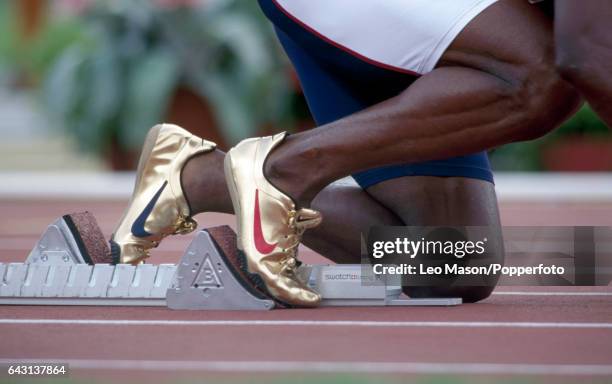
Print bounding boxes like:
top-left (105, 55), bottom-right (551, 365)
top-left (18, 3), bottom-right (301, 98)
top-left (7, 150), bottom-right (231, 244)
top-left (175, 216), bottom-right (197, 235)
top-left (145, 215), bottom-right (196, 253)
top-left (280, 208), bottom-right (321, 274)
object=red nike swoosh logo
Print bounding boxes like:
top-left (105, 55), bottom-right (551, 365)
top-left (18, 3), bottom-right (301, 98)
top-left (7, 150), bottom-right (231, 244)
top-left (253, 189), bottom-right (277, 254)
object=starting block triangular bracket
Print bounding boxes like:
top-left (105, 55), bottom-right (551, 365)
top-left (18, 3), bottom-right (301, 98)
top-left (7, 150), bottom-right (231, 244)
top-left (166, 231), bottom-right (275, 311)
top-left (25, 217), bottom-right (85, 266)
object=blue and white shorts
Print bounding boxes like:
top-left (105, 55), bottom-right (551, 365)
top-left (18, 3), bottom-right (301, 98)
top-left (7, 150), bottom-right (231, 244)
top-left (259, 0), bottom-right (498, 188)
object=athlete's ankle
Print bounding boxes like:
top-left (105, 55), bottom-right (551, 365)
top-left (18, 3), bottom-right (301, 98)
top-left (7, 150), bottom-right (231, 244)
top-left (263, 135), bottom-right (323, 208)
top-left (181, 149), bottom-right (230, 214)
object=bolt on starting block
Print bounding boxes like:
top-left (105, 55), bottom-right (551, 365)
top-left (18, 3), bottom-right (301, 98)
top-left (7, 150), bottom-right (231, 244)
top-left (0, 213), bottom-right (461, 310)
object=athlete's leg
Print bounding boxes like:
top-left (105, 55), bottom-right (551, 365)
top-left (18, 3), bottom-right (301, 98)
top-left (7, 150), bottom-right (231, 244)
top-left (263, 0), bottom-right (581, 207)
top-left (179, 0), bottom-right (572, 301)
top-left (304, 175), bottom-right (504, 303)
top-left (555, 0), bottom-right (612, 127)
top-left (181, 0), bottom-right (531, 303)
top-left (183, 153), bottom-right (501, 302)
top-left (182, 152), bottom-right (402, 263)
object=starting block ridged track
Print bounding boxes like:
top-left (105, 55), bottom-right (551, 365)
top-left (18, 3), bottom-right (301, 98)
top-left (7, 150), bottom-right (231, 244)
top-left (0, 214), bottom-right (461, 309)
top-left (0, 263), bottom-right (175, 306)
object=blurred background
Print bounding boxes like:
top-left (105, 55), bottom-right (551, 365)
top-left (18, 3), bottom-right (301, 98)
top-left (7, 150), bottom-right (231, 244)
top-left (0, 0), bottom-right (314, 171)
top-left (0, 0), bottom-right (611, 173)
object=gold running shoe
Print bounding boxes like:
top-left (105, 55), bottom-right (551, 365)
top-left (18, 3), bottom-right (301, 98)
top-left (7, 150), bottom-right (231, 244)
top-left (110, 124), bottom-right (216, 264)
top-left (224, 132), bottom-right (322, 307)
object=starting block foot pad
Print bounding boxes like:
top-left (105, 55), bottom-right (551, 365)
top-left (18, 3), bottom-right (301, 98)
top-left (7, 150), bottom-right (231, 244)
top-left (26, 212), bottom-right (112, 266)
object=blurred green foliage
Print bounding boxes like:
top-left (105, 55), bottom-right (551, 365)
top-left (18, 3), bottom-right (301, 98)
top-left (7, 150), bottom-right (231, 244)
top-left (45, 0), bottom-right (302, 154)
top-left (0, 2), bottom-right (84, 85)
top-left (12, 0), bottom-right (298, 156)
top-left (550, 103), bottom-right (610, 137)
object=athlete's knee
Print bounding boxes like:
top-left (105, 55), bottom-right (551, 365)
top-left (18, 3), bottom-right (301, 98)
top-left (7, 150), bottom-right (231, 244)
top-left (402, 223), bottom-right (504, 304)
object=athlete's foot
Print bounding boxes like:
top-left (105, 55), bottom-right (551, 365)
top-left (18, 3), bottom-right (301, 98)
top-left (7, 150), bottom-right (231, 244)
top-left (110, 124), bottom-right (216, 264)
top-left (224, 132), bottom-right (322, 307)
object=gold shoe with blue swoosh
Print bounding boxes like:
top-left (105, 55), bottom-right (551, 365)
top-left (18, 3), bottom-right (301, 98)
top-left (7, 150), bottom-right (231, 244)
top-left (110, 124), bottom-right (216, 264)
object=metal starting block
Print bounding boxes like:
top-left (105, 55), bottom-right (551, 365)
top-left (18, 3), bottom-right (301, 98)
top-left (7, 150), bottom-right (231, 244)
top-left (0, 215), bottom-right (461, 310)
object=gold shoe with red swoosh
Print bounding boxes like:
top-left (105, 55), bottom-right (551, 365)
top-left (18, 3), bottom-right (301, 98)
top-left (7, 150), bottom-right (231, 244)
top-left (224, 132), bottom-right (322, 307)
top-left (110, 124), bottom-right (216, 264)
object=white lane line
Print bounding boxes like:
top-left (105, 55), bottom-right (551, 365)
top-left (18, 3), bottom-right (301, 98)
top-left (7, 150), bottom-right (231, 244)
top-left (1, 359), bottom-right (611, 376)
top-left (1, 318), bottom-right (612, 328)
top-left (494, 291), bottom-right (612, 296)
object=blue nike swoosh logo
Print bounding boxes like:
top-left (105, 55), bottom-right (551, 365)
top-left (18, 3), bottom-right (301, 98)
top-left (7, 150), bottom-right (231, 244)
top-left (131, 181), bottom-right (168, 238)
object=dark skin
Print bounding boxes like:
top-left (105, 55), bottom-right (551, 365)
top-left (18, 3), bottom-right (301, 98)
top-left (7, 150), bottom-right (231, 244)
top-left (555, 0), bottom-right (612, 127)
top-left (263, 0), bottom-right (580, 207)
top-left (181, 0), bottom-right (581, 302)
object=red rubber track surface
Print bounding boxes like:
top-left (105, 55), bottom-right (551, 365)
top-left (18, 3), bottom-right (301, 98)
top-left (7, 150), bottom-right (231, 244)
top-left (0, 199), bottom-right (611, 383)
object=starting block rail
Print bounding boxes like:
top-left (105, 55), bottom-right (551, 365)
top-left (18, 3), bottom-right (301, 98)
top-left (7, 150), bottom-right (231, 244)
top-left (0, 215), bottom-right (461, 310)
